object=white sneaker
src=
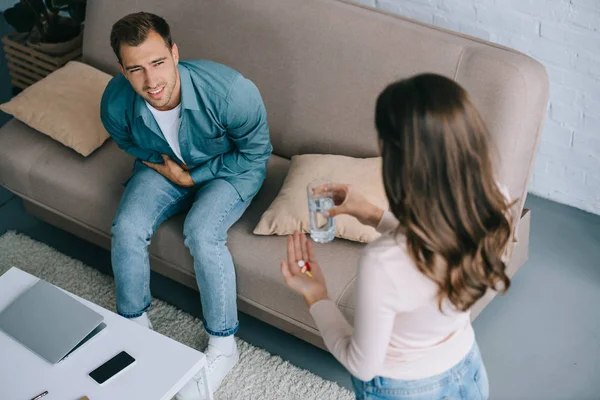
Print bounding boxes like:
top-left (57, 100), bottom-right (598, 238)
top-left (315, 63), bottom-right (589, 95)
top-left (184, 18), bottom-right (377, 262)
top-left (175, 344), bottom-right (239, 400)
top-left (130, 312), bottom-right (153, 330)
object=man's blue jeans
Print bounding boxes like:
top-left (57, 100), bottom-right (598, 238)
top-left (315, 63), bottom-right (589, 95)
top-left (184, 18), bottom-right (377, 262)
top-left (110, 166), bottom-right (251, 336)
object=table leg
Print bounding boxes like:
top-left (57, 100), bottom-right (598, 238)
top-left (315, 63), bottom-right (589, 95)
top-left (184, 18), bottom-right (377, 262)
top-left (201, 364), bottom-right (213, 400)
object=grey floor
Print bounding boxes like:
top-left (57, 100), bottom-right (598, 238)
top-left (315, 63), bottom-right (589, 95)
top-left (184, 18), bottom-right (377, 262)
top-left (2, 14), bottom-right (600, 400)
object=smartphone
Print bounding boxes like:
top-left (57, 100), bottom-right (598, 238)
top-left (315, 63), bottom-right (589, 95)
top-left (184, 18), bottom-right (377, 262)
top-left (89, 351), bottom-right (136, 385)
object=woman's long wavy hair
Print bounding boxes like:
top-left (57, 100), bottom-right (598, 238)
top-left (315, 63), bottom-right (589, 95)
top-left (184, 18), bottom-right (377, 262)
top-left (375, 73), bottom-right (514, 312)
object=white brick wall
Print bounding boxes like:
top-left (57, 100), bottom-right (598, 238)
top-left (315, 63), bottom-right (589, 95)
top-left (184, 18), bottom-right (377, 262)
top-left (352, 0), bottom-right (600, 215)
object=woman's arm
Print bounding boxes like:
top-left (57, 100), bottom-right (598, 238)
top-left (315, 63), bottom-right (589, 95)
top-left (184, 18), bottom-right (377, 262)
top-left (309, 251), bottom-right (399, 381)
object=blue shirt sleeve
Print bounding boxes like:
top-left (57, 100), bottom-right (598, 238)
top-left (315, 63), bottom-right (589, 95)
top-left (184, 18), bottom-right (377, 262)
top-left (100, 82), bottom-right (161, 163)
top-left (189, 75), bottom-right (272, 185)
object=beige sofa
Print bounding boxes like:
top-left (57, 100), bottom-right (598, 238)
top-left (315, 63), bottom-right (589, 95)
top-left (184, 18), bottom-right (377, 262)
top-left (0, 0), bottom-right (548, 349)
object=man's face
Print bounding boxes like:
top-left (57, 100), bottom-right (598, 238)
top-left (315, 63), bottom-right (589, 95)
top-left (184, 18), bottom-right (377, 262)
top-left (119, 30), bottom-right (180, 111)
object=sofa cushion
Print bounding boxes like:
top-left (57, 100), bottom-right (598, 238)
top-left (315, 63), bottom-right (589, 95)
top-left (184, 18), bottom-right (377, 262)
top-left (83, 0), bottom-right (467, 160)
top-left (0, 61), bottom-right (112, 157)
top-left (0, 119), bottom-right (130, 232)
top-left (253, 154), bottom-right (388, 243)
top-left (0, 119), bottom-right (58, 198)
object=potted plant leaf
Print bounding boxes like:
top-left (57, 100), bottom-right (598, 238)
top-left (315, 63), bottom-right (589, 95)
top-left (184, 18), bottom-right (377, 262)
top-left (2, 0), bottom-right (87, 89)
top-left (3, 0), bottom-right (87, 55)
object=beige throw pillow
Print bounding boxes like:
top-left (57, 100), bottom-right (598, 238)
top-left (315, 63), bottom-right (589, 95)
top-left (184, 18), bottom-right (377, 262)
top-left (0, 61), bottom-right (112, 156)
top-left (254, 154), bottom-right (389, 243)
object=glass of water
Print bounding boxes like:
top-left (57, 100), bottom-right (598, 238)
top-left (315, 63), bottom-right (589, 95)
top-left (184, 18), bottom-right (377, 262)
top-left (307, 179), bottom-right (336, 243)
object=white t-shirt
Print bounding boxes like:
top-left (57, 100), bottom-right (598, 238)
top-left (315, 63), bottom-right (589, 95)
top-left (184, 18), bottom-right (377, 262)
top-left (145, 101), bottom-right (184, 163)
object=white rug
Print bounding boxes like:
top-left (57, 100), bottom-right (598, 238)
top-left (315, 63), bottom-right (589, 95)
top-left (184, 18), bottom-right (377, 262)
top-left (0, 231), bottom-right (354, 400)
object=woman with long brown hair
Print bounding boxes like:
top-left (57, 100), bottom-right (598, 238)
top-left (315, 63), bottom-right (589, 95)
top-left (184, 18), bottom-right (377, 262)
top-left (281, 73), bottom-right (514, 399)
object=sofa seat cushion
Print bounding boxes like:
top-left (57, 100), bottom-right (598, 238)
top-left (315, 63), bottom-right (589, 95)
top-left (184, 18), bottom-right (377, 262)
top-left (0, 119), bottom-right (132, 233)
top-left (0, 121), bottom-right (361, 330)
top-left (148, 156), bottom-right (362, 330)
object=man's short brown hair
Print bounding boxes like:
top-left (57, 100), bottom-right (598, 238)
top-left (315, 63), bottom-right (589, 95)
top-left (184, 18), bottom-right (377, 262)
top-left (110, 12), bottom-right (173, 64)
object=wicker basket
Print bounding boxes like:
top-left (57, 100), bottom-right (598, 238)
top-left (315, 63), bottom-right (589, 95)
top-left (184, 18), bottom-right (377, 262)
top-left (2, 32), bottom-right (82, 90)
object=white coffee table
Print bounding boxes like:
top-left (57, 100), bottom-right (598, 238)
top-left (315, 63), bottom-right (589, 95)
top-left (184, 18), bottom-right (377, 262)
top-left (0, 267), bottom-right (212, 400)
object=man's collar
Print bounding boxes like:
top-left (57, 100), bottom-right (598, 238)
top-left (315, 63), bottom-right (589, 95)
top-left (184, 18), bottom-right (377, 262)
top-left (178, 63), bottom-right (200, 111)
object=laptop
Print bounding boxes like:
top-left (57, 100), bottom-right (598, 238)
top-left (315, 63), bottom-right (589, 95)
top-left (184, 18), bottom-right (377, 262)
top-left (0, 279), bottom-right (106, 364)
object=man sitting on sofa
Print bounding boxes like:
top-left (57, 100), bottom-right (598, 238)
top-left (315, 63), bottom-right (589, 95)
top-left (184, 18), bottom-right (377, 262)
top-left (100, 11), bottom-right (272, 399)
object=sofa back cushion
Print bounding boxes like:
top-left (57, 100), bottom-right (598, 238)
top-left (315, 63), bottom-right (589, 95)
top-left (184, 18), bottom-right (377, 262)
top-left (82, 0), bottom-right (548, 216)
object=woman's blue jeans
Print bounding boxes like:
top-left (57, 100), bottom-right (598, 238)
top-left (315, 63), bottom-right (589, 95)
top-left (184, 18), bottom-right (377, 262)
top-left (351, 343), bottom-right (489, 400)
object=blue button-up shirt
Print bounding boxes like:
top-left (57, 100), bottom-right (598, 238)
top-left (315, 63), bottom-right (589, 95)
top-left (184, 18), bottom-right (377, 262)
top-left (100, 60), bottom-right (273, 201)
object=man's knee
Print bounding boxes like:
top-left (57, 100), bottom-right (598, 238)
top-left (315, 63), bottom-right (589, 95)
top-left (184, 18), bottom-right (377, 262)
top-left (111, 212), bottom-right (153, 243)
top-left (183, 219), bottom-right (223, 251)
